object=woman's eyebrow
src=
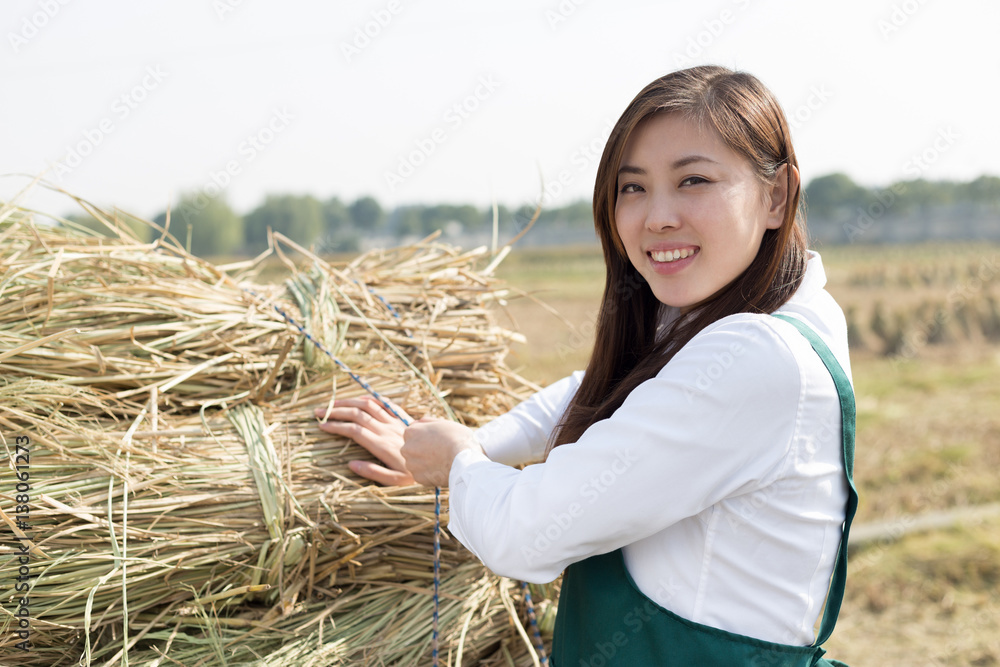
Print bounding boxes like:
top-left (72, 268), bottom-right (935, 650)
top-left (618, 164), bottom-right (645, 176)
top-left (671, 154), bottom-right (718, 169)
top-left (618, 155), bottom-right (718, 177)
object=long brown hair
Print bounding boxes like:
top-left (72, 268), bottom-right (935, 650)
top-left (550, 65), bottom-right (807, 449)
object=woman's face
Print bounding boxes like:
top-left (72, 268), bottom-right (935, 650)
top-left (614, 112), bottom-right (790, 312)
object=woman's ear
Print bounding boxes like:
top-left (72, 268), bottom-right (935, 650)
top-left (765, 164), bottom-right (800, 230)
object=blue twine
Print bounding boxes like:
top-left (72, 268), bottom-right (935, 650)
top-left (353, 278), bottom-right (404, 321)
top-left (521, 581), bottom-right (549, 665)
top-left (433, 486), bottom-right (441, 664)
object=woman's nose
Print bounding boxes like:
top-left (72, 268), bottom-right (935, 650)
top-left (645, 194), bottom-right (681, 232)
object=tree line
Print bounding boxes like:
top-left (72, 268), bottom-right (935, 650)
top-left (63, 173), bottom-right (1000, 257)
top-left (804, 173), bottom-right (1000, 219)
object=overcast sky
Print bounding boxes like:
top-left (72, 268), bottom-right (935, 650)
top-left (2, 0), bottom-right (997, 220)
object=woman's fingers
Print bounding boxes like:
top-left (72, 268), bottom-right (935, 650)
top-left (315, 397), bottom-right (413, 485)
top-left (315, 396), bottom-right (411, 425)
top-left (315, 407), bottom-right (390, 434)
top-left (348, 459), bottom-right (415, 486)
top-left (314, 401), bottom-right (405, 437)
top-left (317, 418), bottom-right (407, 468)
top-left (369, 396), bottom-right (413, 424)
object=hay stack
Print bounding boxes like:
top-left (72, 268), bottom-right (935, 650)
top-left (0, 201), bottom-right (552, 666)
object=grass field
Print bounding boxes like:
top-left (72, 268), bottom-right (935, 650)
top-left (493, 242), bottom-right (1000, 666)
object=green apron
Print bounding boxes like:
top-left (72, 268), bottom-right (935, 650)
top-left (551, 314), bottom-right (857, 666)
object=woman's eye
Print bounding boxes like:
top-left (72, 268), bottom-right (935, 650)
top-left (680, 176), bottom-right (709, 187)
top-left (619, 183), bottom-right (643, 194)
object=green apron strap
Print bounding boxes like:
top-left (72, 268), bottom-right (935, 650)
top-left (771, 314), bottom-right (859, 648)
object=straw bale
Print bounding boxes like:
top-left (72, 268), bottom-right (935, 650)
top-left (0, 204), bottom-right (551, 666)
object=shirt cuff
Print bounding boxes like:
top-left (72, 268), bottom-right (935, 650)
top-left (474, 418), bottom-right (534, 467)
top-left (473, 370), bottom-right (585, 466)
top-left (447, 446), bottom-right (508, 561)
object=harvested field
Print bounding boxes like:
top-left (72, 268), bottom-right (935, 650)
top-left (496, 243), bottom-right (1000, 666)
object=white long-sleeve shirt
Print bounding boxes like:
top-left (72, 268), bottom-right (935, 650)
top-left (447, 251), bottom-right (852, 645)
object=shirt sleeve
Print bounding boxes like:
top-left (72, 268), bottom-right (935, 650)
top-left (447, 318), bottom-right (803, 583)
top-left (473, 370), bottom-right (584, 466)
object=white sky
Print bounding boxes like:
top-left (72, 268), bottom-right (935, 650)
top-left (2, 0), bottom-right (997, 219)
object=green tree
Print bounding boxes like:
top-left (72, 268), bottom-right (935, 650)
top-left (551, 199), bottom-right (592, 226)
top-left (393, 205), bottom-right (424, 236)
top-left (887, 178), bottom-right (957, 214)
top-left (512, 203), bottom-right (542, 232)
top-left (482, 204), bottom-right (511, 228)
top-left (153, 193), bottom-right (243, 257)
top-left (320, 196), bottom-right (359, 252)
top-left (244, 194), bottom-right (324, 252)
top-left (448, 204), bottom-right (482, 228)
top-left (803, 173), bottom-right (868, 218)
top-left (965, 175), bottom-right (1000, 211)
top-left (323, 197), bottom-right (351, 230)
top-left (349, 196), bottom-right (384, 230)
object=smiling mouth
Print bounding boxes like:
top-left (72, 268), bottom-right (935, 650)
top-left (648, 248), bottom-right (698, 263)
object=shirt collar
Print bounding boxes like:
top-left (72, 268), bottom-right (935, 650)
top-left (787, 250), bottom-right (827, 307)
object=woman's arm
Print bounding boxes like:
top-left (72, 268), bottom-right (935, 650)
top-left (446, 318), bottom-right (809, 582)
top-left (475, 370), bottom-right (584, 466)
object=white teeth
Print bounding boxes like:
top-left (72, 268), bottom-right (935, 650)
top-left (650, 248), bottom-right (695, 263)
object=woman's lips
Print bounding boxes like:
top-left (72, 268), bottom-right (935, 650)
top-left (647, 247), bottom-right (699, 274)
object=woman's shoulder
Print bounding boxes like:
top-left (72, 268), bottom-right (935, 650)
top-left (663, 313), bottom-right (805, 391)
top-left (660, 309), bottom-right (849, 403)
top-left (697, 310), bottom-right (840, 354)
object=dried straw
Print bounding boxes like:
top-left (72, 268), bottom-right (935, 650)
top-left (0, 196), bottom-right (552, 666)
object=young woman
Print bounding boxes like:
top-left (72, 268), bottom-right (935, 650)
top-left (317, 66), bottom-right (856, 666)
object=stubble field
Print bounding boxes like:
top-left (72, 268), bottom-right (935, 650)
top-left (493, 241), bottom-right (1000, 666)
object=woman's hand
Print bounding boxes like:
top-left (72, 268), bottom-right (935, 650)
top-left (315, 398), bottom-right (483, 488)
top-left (315, 397), bottom-right (414, 486)
top-left (401, 418), bottom-right (482, 487)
